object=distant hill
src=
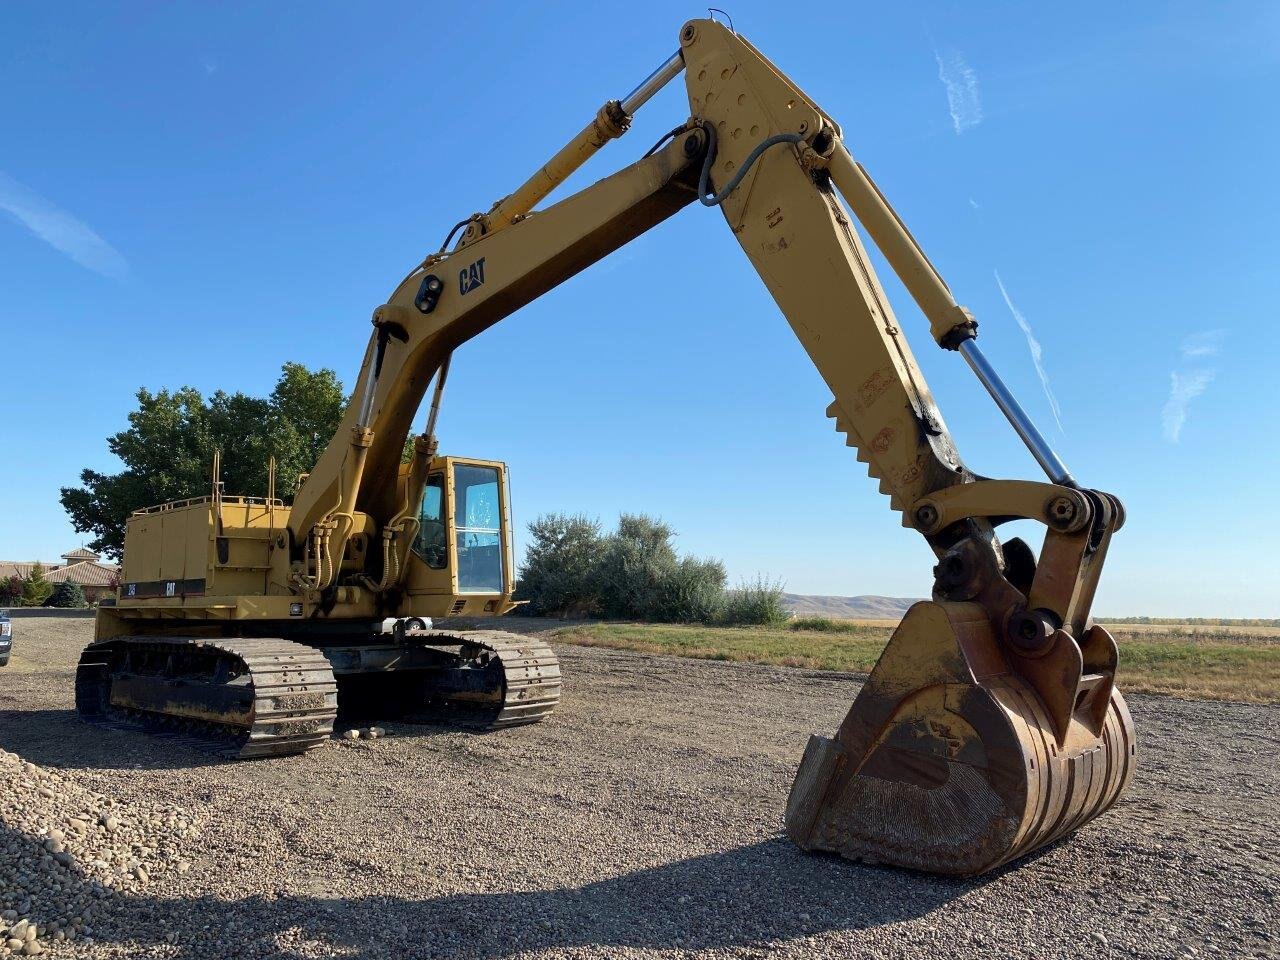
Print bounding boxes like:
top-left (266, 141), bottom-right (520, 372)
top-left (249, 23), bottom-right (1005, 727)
top-left (784, 594), bottom-right (922, 620)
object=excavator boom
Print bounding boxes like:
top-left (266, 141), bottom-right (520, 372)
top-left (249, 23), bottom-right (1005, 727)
top-left (81, 19), bottom-right (1133, 877)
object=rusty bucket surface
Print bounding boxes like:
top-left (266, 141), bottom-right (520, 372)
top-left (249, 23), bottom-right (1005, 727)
top-left (785, 600), bottom-right (1136, 876)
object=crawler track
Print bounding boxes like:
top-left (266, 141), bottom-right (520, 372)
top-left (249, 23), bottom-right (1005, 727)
top-left (432, 630), bottom-right (562, 728)
top-left (74, 629), bottom-right (560, 758)
top-left (75, 637), bottom-right (339, 759)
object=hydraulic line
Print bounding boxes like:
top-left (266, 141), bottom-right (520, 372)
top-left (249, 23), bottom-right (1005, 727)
top-left (698, 123), bottom-right (805, 207)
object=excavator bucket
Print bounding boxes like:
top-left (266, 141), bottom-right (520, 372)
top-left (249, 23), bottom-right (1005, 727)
top-left (785, 601), bottom-right (1136, 876)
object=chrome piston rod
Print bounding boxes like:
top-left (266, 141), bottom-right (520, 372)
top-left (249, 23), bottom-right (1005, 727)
top-left (620, 51), bottom-right (685, 114)
top-left (824, 145), bottom-right (1077, 488)
top-left (481, 51), bottom-right (685, 233)
top-left (958, 339), bottom-right (1075, 487)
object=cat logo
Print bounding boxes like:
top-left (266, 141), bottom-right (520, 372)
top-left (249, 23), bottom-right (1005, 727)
top-left (459, 257), bottom-right (486, 295)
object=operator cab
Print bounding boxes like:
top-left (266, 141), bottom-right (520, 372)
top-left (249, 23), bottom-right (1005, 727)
top-left (409, 457), bottom-right (511, 602)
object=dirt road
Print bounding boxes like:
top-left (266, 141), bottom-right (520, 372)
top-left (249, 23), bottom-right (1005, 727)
top-left (0, 617), bottom-right (1275, 959)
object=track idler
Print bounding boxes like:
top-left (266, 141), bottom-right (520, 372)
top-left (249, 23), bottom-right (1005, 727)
top-left (785, 600), bottom-right (1136, 876)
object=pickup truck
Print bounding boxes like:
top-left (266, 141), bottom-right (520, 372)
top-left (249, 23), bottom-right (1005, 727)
top-left (0, 610), bottom-right (10, 666)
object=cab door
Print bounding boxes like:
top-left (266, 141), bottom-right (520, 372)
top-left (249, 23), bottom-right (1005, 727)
top-left (449, 460), bottom-right (508, 594)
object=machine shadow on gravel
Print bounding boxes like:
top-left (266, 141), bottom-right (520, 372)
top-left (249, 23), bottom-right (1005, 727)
top-left (5, 837), bottom-right (1004, 959)
top-left (0, 709), bottom-right (493, 773)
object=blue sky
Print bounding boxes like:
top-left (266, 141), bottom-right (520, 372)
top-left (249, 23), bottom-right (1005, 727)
top-left (1, 2), bottom-right (1276, 617)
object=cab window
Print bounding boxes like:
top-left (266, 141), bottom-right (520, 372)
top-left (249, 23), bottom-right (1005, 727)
top-left (454, 464), bottom-right (504, 593)
top-left (411, 473), bottom-right (447, 569)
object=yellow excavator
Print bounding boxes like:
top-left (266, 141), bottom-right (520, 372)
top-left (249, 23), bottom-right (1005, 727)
top-left (75, 19), bottom-right (1134, 876)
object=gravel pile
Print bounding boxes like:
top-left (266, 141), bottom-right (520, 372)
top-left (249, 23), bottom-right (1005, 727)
top-left (0, 748), bottom-right (202, 955)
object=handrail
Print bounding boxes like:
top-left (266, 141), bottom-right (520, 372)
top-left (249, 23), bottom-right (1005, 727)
top-left (131, 495), bottom-right (285, 516)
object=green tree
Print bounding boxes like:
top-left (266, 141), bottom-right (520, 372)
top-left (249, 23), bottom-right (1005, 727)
top-left (593, 514), bottom-right (678, 620)
top-left (21, 563), bottom-right (53, 607)
top-left (658, 555), bottom-right (728, 624)
top-left (271, 362), bottom-right (347, 459)
top-left (515, 514), bottom-right (604, 617)
top-left (46, 581), bottom-right (87, 608)
top-left (60, 363), bottom-right (346, 559)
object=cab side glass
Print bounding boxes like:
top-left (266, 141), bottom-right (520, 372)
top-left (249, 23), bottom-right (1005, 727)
top-left (454, 464), bottom-right (504, 593)
top-left (411, 473), bottom-right (447, 569)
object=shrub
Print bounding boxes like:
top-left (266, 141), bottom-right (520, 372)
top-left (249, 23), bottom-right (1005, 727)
top-left (20, 563), bottom-right (53, 607)
top-left (517, 511), bottom-right (781, 626)
top-left (790, 616), bottom-right (857, 632)
top-left (514, 514), bottom-right (603, 617)
top-left (720, 576), bottom-right (789, 627)
top-left (657, 555), bottom-right (727, 624)
top-left (46, 581), bottom-right (87, 608)
top-left (593, 514), bottom-right (674, 621)
top-left (0, 576), bottom-right (22, 607)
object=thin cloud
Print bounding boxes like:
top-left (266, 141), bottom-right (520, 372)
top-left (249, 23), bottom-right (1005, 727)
top-left (934, 49), bottom-right (983, 134)
top-left (994, 270), bottom-right (1063, 432)
top-left (1162, 370), bottom-right (1215, 443)
top-left (1162, 330), bottom-right (1223, 442)
top-left (968, 197), bottom-right (981, 209)
top-left (1179, 328), bottom-right (1225, 360)
top-left (0, 171), bottom-right (127, 279)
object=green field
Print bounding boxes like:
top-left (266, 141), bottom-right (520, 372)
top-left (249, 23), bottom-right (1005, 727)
top-left (553, 619), bottom-right (1280, 703)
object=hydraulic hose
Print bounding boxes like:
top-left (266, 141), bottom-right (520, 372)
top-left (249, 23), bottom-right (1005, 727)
top-left (698, 123), bottom-right (805, 207)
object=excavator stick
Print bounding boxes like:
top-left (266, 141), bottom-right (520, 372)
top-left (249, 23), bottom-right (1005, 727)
top-left (675, 19), bottom-right (1137, 874)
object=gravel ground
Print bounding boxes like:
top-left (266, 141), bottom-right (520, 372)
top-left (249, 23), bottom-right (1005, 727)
top-left (0, 616), bottom-right (1275, 960)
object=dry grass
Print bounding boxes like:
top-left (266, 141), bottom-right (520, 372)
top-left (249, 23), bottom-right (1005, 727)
top-left (556, 622), bottom-right (896, 674)
top-left (1101, 622), bottom-right (1280, 644)
top-left (554, 619), bottom-right (1280, 704)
